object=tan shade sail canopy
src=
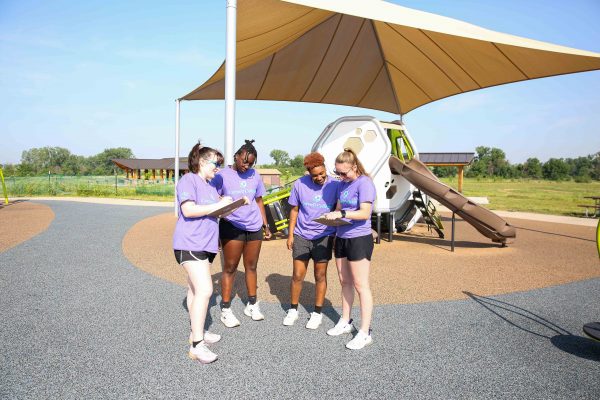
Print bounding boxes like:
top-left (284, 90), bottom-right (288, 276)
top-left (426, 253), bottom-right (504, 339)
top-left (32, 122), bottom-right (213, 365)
top-left (181, 0), bottom-right (600, 114)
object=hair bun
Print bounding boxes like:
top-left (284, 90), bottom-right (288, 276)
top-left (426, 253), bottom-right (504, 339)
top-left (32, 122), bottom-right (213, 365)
top-left (245, 139), bottom-right (255, 144)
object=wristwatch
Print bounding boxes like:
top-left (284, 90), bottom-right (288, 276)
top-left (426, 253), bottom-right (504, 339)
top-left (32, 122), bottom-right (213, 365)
top-left (340, 210), bottom-right (346, 218)
top-left (262, 223), bottom-right (270, 230)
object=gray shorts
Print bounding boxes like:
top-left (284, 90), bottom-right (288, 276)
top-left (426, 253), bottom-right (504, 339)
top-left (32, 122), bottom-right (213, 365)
top-left (292, 234), bottom-right (334, 262)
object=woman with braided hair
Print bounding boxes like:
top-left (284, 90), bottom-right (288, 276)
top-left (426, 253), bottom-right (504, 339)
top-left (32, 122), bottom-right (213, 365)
top-left (213, 140), bottom-right (272, 327)
top-left (323, 148), bottom-right (376, 350)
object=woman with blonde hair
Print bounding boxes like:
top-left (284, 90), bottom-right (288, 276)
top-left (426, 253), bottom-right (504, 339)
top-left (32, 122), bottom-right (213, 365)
top-left (323, 148), bottom-right (376, 350)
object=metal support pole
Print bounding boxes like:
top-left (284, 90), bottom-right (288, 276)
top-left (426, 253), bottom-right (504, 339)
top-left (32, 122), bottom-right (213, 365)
top-left (388, 212), bottom-right (394, 242)
top-left (174, 99), bottom-right (181, 216)
top-left (225, 0), bottom-right (237, 166)
top-left (451, 212), bottom-right (456, 252)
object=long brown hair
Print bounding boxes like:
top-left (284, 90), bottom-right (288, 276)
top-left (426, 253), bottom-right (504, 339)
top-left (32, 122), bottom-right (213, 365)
top-left (188, 143), bottom-right (224, 174)
top-left (335, 148), bottom-right (368, 177)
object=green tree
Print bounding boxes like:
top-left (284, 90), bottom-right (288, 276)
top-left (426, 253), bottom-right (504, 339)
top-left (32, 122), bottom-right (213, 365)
top-left (591, 152), bottom-right (600, 180)
top-left (88, 147), bottom-right (134, 175)
top-left (20, 146), bottom-right (72, 174)
top-left (542, 158), bottom-right (570, 180)
top-left (269, 149), bottom-right (290, 167)
top-left (432, 166), bottom-right (457, 177)
top-left (522, 158), bottom-right (543, 179)
top-left (290, 155), bottom-right (304, 169)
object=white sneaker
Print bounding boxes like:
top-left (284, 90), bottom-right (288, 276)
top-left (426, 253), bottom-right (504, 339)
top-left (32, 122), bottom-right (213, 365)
top-left (188, 342), bottom-right (218, 364)
top-left (345, 330), bottom-right (373, 350)
top-left (220, 308), bottom-right (241, 328)
top-left (244, 301), bottom-right (265, 321)
top-left (189, 330), bottom-right (221, 345)
top-left (305, 312), bottom-right (323, 330)
top-left (203, 331), bottom-right (221, 344)
top-left (283, 309), bottom-right (299, 326)
top-left (327, 318), bottom-right (354, 336)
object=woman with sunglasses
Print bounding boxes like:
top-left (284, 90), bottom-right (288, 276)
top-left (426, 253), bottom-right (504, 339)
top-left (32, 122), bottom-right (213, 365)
top-left (323, 148), bottom-right (376, 350)
top-left (213, 140), bottom-right (273, 328)
top-left (283, 152), bottom-right (340, 329)
top-left (173, 143), bottom-right (231, 364)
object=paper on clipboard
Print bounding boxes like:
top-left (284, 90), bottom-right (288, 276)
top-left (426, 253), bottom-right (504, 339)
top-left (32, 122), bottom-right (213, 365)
top-left (207, 197), bottom-right (246, 218)
top-left (312, 217), bottom-right (352, 227)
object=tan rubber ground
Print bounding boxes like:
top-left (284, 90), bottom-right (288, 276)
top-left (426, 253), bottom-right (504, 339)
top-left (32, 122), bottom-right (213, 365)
top-left (122, 212), bottom-right (600, 305)
top-left (0, 201), bottom-right (55, 253)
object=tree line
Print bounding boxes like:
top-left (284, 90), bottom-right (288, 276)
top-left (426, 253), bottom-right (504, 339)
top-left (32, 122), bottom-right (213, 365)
top-left (3, 145), bottom-right (599, 182)
top-left (1, 147), bottom-right (134, 176)
top-left (432, 146), bottom-right (600, 182)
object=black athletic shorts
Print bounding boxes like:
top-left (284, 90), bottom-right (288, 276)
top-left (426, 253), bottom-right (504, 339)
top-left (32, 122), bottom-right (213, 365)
top-left (334, 234), bottom-right (374, 261)
top-left (292, 234), bottom-right (334, 262)
top-left (219, 218), bottom-right (263, 242)
top-left (174, 250), bottom-right (217, 265)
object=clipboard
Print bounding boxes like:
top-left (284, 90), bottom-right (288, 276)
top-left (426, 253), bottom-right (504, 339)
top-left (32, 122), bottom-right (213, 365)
top-left (312, 217), bottom-right (352, 227)
top-left (207, 197), bottom-right (246, 218)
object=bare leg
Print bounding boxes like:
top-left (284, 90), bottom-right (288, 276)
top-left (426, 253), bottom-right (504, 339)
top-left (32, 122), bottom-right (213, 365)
top-left (242, 239), bottom-right (263, 297)
top-left (348, 258), bottom-right (372, 333)
top-left (313, 261), bottom-right (328, 308)
top-left (220, 239), bottom-right (244, 303)
top-left (290, 259), bottom-right (309, 305)
top-left (335, 257), bottom-right (354, 321)
top-left (183, 259), bottom-right (213, 342)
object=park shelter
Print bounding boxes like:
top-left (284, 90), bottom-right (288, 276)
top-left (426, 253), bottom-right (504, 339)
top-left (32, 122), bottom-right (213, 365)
top-left (174, 0), bottom-right (600, 206)
top-left (111, 158), bottom-right (281, 187)
top-left (182, 0), bottom-right (600, 115)
top-left (419, 152), bottom-right (475, 193)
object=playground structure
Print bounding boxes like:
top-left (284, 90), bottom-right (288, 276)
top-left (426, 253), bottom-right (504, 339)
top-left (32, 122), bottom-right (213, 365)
top-left (264, 116), bottom-right (515, 246)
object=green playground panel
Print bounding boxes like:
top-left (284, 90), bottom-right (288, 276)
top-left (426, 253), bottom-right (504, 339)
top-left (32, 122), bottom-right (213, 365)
top-left (387, 128), bottom-right (414, 161)
top-left (0, 168), bottom-right (8, 205)
top-left (263, 185), bottom-right (293, 233)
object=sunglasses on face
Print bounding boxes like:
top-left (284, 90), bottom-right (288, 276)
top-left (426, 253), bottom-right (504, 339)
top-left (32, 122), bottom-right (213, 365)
top-left (205, 160), bottom-right (222, 169)
top-left (334, 169), bottom-right (352, 177)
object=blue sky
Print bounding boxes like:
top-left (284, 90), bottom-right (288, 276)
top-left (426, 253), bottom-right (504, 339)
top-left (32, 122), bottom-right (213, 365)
top-left (1, 0), bottom-right (599, 165)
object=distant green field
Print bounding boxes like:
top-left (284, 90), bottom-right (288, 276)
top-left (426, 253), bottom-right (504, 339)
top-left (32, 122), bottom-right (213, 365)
top-left (441, 177), bottom-right (600, 217)
top-left (4, 175), bottom-right (174, 202)
top-left (4, 175), bottom-right (599, 217)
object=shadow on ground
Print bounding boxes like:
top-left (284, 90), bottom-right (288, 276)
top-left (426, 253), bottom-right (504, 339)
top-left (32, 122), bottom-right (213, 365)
top-left (265, 273), bottom-right (338, 323)
top-left (465, 291), bottom-right (600, 362)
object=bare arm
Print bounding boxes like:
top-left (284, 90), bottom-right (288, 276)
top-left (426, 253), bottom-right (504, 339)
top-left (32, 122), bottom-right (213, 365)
top-left (180, 196), bottom-right (233, 218)
top-left (255, 197), bottom-right (272, 240)
top-left (286, 206), bottom-right (299, 250)
top-left (323, 201), bottom-right (371, 220)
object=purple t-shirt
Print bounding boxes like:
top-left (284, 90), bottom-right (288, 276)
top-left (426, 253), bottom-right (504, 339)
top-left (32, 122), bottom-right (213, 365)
top-left (336, 175), bottom-right (376, 239)
top-left (172, 173), bottom-right (220, 253)
top-left (213, 167), bottom-right (266, 232)
top-left (288, 175), bottom-right (340, 240)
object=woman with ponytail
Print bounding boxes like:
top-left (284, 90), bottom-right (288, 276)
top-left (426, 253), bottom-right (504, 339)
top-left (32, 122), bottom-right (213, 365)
top-left (173, 143), bottom-right (230, 364)
top-left (323, 148), bottom-right (376, 350)
top-left (213, 140), bottom-right (272, 328)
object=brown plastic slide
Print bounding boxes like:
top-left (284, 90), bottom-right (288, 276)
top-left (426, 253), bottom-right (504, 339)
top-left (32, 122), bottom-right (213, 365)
top-left (389, 156), bottom-right (516, 244)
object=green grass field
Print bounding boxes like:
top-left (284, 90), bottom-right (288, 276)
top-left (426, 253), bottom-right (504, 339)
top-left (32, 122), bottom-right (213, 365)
top-left (441, 177), bottom-right (600, 216)
top-left (3, 175), bottom-right (599, 217)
